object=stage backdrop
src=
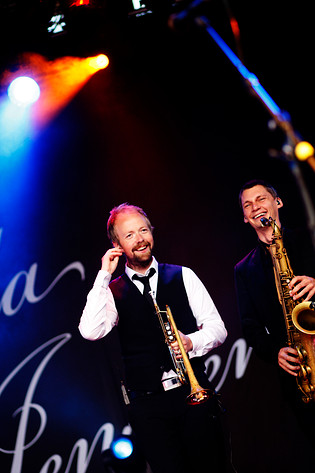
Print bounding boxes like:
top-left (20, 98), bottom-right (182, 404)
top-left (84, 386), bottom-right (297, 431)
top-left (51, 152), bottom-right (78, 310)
top-left (1, 2), bottom-right (315, 472)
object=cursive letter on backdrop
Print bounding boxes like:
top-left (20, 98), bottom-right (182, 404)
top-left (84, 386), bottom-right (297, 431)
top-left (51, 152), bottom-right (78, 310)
top-left (39, 423), bottom-right (115, 473)
top-left (205, 338), bottom-right (253, 391)
top-left (0, 333), bottom-right (71, 473)
top-left (0, 262), bottom-right (85, 316)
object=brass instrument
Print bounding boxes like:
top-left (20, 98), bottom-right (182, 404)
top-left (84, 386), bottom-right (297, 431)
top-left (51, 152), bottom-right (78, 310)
top-left (261, 217), bottom-right (315, 403)
top-left (149, 291), bottom-right (211, 404)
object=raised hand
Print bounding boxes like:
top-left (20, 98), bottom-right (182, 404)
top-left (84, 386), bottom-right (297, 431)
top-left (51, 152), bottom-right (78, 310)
top-left (101, 247), bottom-right (124, 274)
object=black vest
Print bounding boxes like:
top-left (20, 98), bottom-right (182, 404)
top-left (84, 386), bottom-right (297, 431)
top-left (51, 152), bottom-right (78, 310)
top-left (109, 263), bottom-right (206, 391)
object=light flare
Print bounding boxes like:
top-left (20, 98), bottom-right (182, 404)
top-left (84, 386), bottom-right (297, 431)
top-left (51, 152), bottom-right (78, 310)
top-left (295, 141), bottom-right (314, 161)
top-left (7, 76), bottom-right (40, 106)
top-left (1, 52), bottom-right (109, 131)
top-left (88, 54), bottom-right (109, 70)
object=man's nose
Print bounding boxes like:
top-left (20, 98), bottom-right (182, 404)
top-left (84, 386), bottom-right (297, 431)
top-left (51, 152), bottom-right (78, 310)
top-left (136, 231), bottom-right (145, 241)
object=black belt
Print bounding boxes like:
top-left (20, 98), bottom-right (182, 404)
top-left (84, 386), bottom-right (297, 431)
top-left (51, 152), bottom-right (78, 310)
top-left (128, 383), bottom-right (184, 401)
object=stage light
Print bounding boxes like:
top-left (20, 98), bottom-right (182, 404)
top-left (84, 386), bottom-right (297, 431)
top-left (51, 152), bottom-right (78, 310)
top-left (111, 437), bottom-right (133, 460)
top-left (87, 54), bottom-right (109, 70)
top-left (1, 52), bottom-right (110, 145)
top-left (70, 0), bottom-right (91, 5)
top-left (132, 0), bottom-right (143, 9)
top-left (102, 435), bottom-right (148, 473)
top-left (7, 77), bottom-right (40, 107)
top-left (47, 14), bottom-right (66, 35)
top-left (128, 0), bottom-right (153, 17)
top-left (295, 141), bottom-right (314, 161)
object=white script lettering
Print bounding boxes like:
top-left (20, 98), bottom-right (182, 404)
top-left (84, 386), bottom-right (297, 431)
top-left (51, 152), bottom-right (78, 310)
top-left (0, 261), bottom-right (85, 316)
top-left (0, 333), bottom-right (121, 473)
top-left (205, 338), bottom-right (253, 391)
top-left (0, 334), bottom-right (72, 472)
top-left (39, 423), bottom-right (115, 473)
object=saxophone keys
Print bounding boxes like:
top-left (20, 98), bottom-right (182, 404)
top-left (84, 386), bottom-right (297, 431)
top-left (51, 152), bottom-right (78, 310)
top-left (296, 344), bottom-right (308, 361)
top-left (299, 363), bottom-right (312, 379)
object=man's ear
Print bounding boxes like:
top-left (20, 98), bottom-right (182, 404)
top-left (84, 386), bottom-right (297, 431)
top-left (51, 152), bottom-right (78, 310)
top-left (243, 215), bottom-right (248, 223)
top-left (276, 198), bottom-right (283, 209)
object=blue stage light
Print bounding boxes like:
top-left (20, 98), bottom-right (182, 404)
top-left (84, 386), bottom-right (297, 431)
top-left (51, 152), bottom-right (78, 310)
top-left (111, 437), bottom-right (134, 460)
top-left (7, 77), bottom-right (40, 107)
top-left (102, 435), bottom-right (148, 472)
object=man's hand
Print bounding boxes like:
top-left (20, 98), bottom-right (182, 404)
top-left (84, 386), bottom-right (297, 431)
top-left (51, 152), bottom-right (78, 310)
top-left (278, 346), bottom-right (300, 376)
top-left (289, 275), bottom-right (315, 301)
top-left (171, 331), bottom-right (193, 359)
top-left (101, 248), bottom-right (123, 274)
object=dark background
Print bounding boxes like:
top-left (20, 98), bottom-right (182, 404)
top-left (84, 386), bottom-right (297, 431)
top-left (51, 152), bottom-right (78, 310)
top-left (1, 1), bottom-right (315, 472)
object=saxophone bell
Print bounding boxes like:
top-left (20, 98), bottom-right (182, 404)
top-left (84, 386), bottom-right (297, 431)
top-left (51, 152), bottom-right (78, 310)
top-left (292, 301), bottom-right (315, 335)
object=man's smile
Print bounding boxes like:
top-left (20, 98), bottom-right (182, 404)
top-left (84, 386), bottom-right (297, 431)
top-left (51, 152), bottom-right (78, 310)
top-left (134, 243), bottom-right (150, 253)
top-left (253, 211), bottom-right (267, 219)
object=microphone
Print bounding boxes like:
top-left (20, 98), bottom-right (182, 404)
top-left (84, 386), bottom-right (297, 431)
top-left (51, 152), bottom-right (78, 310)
top-left (168, 0), bottom-right (212, 31)
top-left (260, 217), bottom-right (271, 227)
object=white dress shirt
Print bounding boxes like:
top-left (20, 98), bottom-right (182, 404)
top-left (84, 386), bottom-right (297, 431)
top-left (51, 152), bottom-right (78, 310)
top-left (79, 257), bottom-right (227, 360)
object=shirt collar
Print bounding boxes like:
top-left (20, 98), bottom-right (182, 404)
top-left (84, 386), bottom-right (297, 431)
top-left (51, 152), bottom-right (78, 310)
top-left (125, 256), bottom-right (158, 281)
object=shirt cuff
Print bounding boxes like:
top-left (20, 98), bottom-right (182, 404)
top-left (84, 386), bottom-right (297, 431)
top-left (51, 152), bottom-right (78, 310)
top-left (93, 270), bottom-right (111, 288)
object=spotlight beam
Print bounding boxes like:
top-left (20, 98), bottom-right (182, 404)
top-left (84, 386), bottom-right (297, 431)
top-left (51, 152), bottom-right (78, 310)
top-left (1, 52), bottom-right (109, 132)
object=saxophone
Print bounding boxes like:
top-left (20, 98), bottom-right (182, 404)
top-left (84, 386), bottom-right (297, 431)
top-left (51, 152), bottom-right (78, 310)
top-left (261, 217), bottom-right (315, 403)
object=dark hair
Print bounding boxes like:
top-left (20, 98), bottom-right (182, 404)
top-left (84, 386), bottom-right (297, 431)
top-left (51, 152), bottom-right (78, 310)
top-left (107, 203), bottom-right (153, 244)
top-left (238, 179), bottom-right (279, 208)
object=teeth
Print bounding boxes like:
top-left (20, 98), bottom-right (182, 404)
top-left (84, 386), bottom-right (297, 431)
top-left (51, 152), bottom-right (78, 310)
top-left (254, 213), bottom-right (265, 219)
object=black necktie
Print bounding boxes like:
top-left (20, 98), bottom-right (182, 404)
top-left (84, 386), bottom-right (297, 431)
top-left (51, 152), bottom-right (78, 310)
top-left (133, 268), bottom-right (156, 306)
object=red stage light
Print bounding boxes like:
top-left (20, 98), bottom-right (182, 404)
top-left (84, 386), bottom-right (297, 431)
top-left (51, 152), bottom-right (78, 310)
top-left (70, 0), bottom-right (90, 6)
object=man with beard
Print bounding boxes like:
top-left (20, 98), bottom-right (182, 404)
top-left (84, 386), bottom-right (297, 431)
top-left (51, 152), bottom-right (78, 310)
top-left (79, 203), bottom-right (229, 473)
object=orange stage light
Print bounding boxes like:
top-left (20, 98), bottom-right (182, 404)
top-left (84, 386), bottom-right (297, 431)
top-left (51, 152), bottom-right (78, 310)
top-left (88, 54), bottom-right (110, 70)
top-left (1, 52), bottom-right (109, 132)
top-left (295, 141), bottom-right (315, 172)
top-left (295, 141), bottom-right (314, 161)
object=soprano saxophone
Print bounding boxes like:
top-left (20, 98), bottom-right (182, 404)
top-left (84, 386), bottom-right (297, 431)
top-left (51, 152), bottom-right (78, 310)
top-left (261, 217), bottom-right (315, 403)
